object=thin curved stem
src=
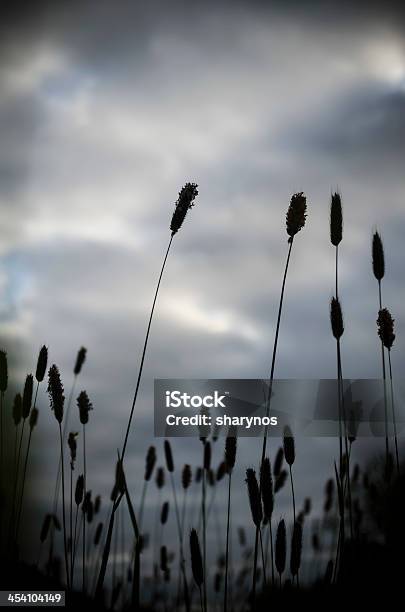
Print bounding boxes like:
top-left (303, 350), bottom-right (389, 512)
top-left (96, 235), bottom-right (174, 598)
top-left (335, 245), bottom-right (339, 299)
top-left (0, 392), bottom-right (3, 492)
top-left (70, 466), bottom-right (73, 585)
top-left (289, 465), bottom-right (296, 527)
top-left (388, 350), bottom-right (400, 476)
top-left (170, 472), bottom-right (190, 612)
top-left (261, 239), bottom-right (294, 464)
top-left (258, 528), bottom-right (267, 587)
top-left (378, 281), bottom-right (390, 464)
top-left (121, 235), bottom-right (173, 462)
top-left (251, 525), bottom-right (259, 604)
top-left (202, 460), bottom-right (207, 612)
top-left (53, 377), bottom-right (77, 517)
top-left (337, 341), bottom-right (353, 539)
top-left (224, 472), bottom-right (232, 612)
top-left (269, 522), bottom-right (275, 586)
top-left (15, 382), bottom-right (39, 539)
top-left (59, 422), bottom-right (70, 589)
top-left (82, 424), bottom-right (87, 594)
top-left (9, 418), bottom-right (26, 543)
top-left (138, 480), bottom-right (148, 531)
top-left (15, 429), bottom-right (33, 541)
top-left (72, 503), bottom-right (79, 586)
top-left (253, 239), bottom-right (294, 604)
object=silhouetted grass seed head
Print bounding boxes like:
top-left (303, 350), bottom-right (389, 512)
top-left (182, 464), bottom-right (192, 489)
top-left (225, 434), bottom-right (237, 473)
top-left (74, 347), bottom-right (87, 376)
top-left (170, 183), bottom-right (199, 235)
top-left (0, 350), bottom-right (8, 392)
top-left (260, 458), bottom-right (274, 520)
top-left (275, 519), bottom-right (286, 576)
top-left (190, 528), bottom-right (204, 587)
top-left (36, 345), bottom-right (48, 383)
top-left (283, 426), bottom-right (295, 466)
top-left (377, 308), bottom-right (395, 350)
top-left (330, 297), bottom-right (344, 339)
top-left (286, 192), bottom-right (307, 242)
top-left (372, 231), bottom-right (385, 281)
top-left (75, 474), bottom-right (84, 505)
top-left (77, 390), bottom-right (93, 425)
top-left (156, 466), bottom-right (165, 489)
top-left (12, 393), bottom-right (22, 426)
top-left (144, 446), bottom-right (157, 481)
top-left (290, 521), bottom-right (303, 576)
top-left (48, 365), bottom-right (65, 424)
top-left (22, 374), bottom-right (34, 419)
top-left (245, 468), bottom-right (263, 527)
top-left (29, 407), bottom-right (39, 431)
top-left (68, 432), bottom-right (78, 464)
top-left (330, 192), bottom-right (343, 246)
top-left (164, 440), bottom-right (174, 473)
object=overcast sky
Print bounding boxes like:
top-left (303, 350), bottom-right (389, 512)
top-left (1, 0), bottom-right (404, 570)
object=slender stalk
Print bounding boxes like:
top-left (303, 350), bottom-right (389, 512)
top-left (224, 472), bottom-right (232, 612)
top-left (121, 236), bottom-right (173, 462)
top-left (388, 351), bottom-right (400, 475)
top-left (120, 502), bottom-right (126, 609)
top-left (335, 245), bottom-right (338, 298)
top-left (96, 237), bottom-right (174, 596)
top-left (261, 239), bottom-right (294, 466)
top-left (202, 458), bottom-right (207, 612)
top-left (138, 480), bottom-right (148, 530)
top-left (15, 382), bottom-right (40, 539)
top-left (289, 466), bottom-right (296, 527)
top-left (335, 246), bottom-right (343, 476)
top-left (252, 239), bottom-right (294, 604)
top-left (378, 281), bottom-right (390, 464)
top-left (82, 424), bottom-right (87, 594)
top-left (97, 208), bottom-right (195, 596)
top-left (70, 465), bottom-right (73, 585)
top-left (176, 487), bottom-right (189, 609)
top-left (332, 463), bottom-right (344, 583)
top-left (337, 342), bottom-right (353, 539)
top-left (269, 523), bottom-right (275, 586)
top-left (10, 418), bottom-right (26, 539)
top-left (52, 377), bottom-right (76, 517)
top-left (95, 492), bottom-right (124, 600)
top-left (169, 472), bottom-right (190, 612)
top-left (198, 586), bottom-right (203, 612)
top-left (181, 487), bottom-right (188, 535)
top-left (258, 528), bottom-right (267, 587)
top-left (153, 488), bottom-right (162, 580)
top-left (13, 426), bottom-right (19, 475)
top-left (72, 503), bottom-right (80, 585)
top-left (111, 503), bottom-right (119, 606)
top-left (0, 392), bottom-right (3, 488)
top-left (15, 428), bottom-right (33, 540)
top-left (252, 527), bottom-right (259, 604)
top-left (132, 537), bottom-right (141, 612)
top-left (59, 423), bottom-right (70, 589)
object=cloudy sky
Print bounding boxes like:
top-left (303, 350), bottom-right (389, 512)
top-left (1, 0), bottom-right (405, 569)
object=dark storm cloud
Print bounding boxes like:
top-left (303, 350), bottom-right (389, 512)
top-left (283, 86), bottom-right (405, 164)
top-left (2, 1), bottom-right (405, 66)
